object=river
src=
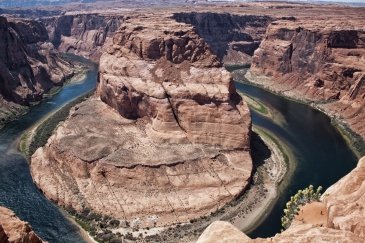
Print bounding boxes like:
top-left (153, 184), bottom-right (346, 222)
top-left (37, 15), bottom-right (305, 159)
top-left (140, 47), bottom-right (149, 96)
top-left (0, 56), bottom-right (97, 242)
top-left (234, 80), bottom-right (358, 238)
top-left (0, 62), bottom-right (359, 241)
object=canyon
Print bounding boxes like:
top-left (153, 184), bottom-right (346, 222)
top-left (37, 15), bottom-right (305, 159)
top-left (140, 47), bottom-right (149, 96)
top-left (248, 13), bottom-right (365, 141)
top-left (41, 13), bottom-right (123, 61)
top-left (0, 1), bottom-right (364, 243)
top-left (0, 16), bottom-right (75, 128)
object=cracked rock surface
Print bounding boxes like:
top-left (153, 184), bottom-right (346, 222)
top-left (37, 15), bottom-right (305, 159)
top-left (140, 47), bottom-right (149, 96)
top-left (31, 15), bottom-right (252, 227)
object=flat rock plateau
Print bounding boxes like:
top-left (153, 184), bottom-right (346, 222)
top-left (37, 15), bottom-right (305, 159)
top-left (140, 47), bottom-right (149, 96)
top-left (30, 13), bottom-right (252, 231)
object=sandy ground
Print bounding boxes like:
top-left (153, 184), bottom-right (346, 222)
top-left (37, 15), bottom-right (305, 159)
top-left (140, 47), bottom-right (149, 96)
top-left (295, 202), bottom-right (327, 227)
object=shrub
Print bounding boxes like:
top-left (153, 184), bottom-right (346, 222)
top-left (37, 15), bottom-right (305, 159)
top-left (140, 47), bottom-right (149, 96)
top-left (281, 185), bottom-right (322, 230)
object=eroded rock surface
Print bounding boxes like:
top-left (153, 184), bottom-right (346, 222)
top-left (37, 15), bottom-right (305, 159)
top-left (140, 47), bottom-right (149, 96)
top-left (323, 157), bottom-right (365, 238)
top-left (42, 14), bottom-right (123, 61)
top-left (248, 17), bottom-right (365, 139)
top-left (198, 157), bottom-right (365, 243)
top-left (31, 15), bottom-right (252, 228)
top-left (0, 16), bottom-right (74, 127)
top-left (173, 12), bottom-right (272, 66)
top-left (0, 206), bottom-right (43, 243)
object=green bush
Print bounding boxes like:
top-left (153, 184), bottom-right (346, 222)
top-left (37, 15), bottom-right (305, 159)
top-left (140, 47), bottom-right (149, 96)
top-left (281, 185), bottom-right (322, 230)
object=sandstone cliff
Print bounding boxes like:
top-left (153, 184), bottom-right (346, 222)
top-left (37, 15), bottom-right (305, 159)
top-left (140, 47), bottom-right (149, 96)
top-left (173, 12), bottom-right (272, 66)
top-left (0, 206), bottom-right (44, 243)
top-left (248, 18), bottom-right (365, 139)
top-left (197, 157), bottom-right (365, 243)
top-left (42, 14), bottom-right (123, 61)
top-left (0, 16), bottom-right (74, 127)
top-left (30, 15), bottom-right (252, 231)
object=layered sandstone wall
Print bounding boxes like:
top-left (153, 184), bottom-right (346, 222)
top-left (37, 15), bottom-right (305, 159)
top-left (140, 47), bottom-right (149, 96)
top-left (98, 15), bottom-right (251, 148)
top-left (248, 18), bottom-right (365, 139)
top-left (42, 14), bottom-right (123, 61)
top-left (0, 206), bottom-right (44, 243)
top-left (0, 16), bottom-right (74, 127)
top-left (173, 12), bottom-right (272, 66)
top-left (198, 157), bottom-right (365, 243)
top-left (31, 15), bottom-right (252, 230)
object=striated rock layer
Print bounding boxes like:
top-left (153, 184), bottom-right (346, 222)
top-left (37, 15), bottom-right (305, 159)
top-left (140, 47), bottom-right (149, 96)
top-left (31, 15), bottom-right (252, 228)
top-left (0, 206), bottom-right (44, 243)
top-left (173, 12), bottom-right (272, 66)
top-left (0, 16), bottom-right (74, 127)
top-left (42, 14), bottom-right (123, 61)
top-left (248, 18), bottom-right (365, 139)
top-left (198, 157), bottom-right (365, 243)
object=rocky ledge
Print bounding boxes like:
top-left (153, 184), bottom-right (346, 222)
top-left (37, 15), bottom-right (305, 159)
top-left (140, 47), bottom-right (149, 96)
top-left (198, 156), bottom-right (365, 242)
top-left (30, 15), bottom-right (252, 229)
top-left (0, 206), bottom-right (44, 243)
top-left (248, 17), bottom-right (365, 139)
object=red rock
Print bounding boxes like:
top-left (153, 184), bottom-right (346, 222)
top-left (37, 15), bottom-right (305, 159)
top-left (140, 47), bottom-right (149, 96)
top-left (0, 206), bottom-right (43, 243)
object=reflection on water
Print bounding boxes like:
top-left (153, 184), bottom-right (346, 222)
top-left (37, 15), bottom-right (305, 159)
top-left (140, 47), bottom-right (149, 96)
top-left (0, 56), bottom-right (97, 242)
top-left (235, 82), bottom-right (358, 238)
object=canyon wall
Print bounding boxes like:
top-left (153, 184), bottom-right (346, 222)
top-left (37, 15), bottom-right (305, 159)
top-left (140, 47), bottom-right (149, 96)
top-left (198, 157), bottom-right (365, 243)
top-left (248, 18), bottom-right (365, 139)
top-left (173, 12), bottom-right (272, 66)
top-left (0, 16), bottom-right (74, 127)
top-left (0, 206), bottom-right (44, 243)
top-left (41, 14), bottom-right (123, 61)
top-left (30, 15), bottom-right (252, 230)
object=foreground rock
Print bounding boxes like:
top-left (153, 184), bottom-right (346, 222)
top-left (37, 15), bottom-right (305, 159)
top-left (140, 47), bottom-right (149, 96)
top-left (198, 157), bottom-right (365, 242)
top-left (248, 17), bottom-right (365, 139)
top-left (0, 16), bottom-right (74, 128)
top-left (0, 206), bottom-right (43, 243)
top-left (31, 15), bottom-right (252, 230)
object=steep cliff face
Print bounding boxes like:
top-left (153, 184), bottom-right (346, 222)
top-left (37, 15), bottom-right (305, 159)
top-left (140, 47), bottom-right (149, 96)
top-left (31, 15), bottom-right (252, 229)
top-left (42, 14), bottom-right (123, 61)
top-left (0, 206), bottom-right (44, 243)
top-left (173, 12), bottom-right (272, 66)
top-left (0, 16), bottom-right (74, 127)
top-left (248, 19), bottom-right (365, 139)
top-left (198, 157), bottom-right (365, 243)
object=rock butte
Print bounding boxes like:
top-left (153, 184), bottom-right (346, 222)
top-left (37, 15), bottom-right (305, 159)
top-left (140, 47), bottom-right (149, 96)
top-left (30, 15), bottom-right (252, 227)
top-left (0, 206), bottom-right (44, 243)
top-left (198, 157), bottom-right (365, 243)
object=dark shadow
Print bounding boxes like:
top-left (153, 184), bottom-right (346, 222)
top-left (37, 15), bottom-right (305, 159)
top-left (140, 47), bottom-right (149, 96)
top-left (251, 131), bottom-right (272, 173)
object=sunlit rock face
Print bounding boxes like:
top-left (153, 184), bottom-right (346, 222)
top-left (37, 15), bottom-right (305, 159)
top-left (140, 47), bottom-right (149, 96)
top-left (249, 18), bottom-right (365, 139)
top-left (31, 15), bottom-right (252, 228)
top-left (0, 206), bottom-right (44, 243)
